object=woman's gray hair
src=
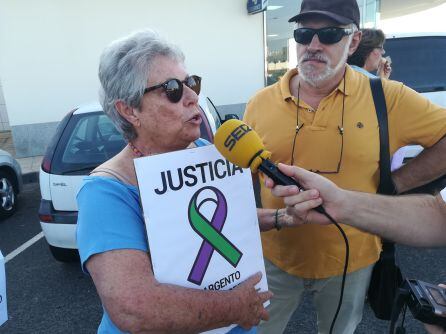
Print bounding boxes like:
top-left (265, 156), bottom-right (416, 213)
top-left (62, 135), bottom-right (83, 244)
top-left (98, 29), bottom-right (185, 141)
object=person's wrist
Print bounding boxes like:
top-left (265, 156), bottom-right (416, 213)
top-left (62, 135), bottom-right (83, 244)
top-left (231, 286), bottom-right (247, 326)
top-left (333, 189), bottom-right (350, 221)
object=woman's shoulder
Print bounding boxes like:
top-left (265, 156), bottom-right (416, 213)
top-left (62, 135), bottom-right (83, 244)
top-left (78, 175), bottom-right (138, 205)
top-left (77, 176), bottom-right (142, 227)
top-left (79, 173), bottom-right (137, 192)
top-left (89, 151), bottom-right (138, 185)
top-left (82, 175), bottom-right (136, 189)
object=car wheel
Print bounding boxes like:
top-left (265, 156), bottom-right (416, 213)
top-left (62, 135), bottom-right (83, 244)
top-left (0, 171), bottom-right (17, 220)
top-left (49, 245), bottom-right (80, 262)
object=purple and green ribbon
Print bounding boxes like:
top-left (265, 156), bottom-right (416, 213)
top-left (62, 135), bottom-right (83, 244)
top-left (187, 186), bottom-right (243, 285)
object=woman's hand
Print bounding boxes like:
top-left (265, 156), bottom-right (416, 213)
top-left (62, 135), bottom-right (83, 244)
top-left (233, 272), bottom-right (273, 329)
top-left (377, 56), bottom-right (392, 79)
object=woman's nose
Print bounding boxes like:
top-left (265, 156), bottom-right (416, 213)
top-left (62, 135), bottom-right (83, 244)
top-left (183, 84), bottom-right (199, 105)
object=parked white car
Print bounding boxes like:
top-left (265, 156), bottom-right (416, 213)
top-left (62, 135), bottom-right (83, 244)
top-left (39, 97), bottom-right (226, 262)
top-left (386, 33), bottom-right (446, 192)
top-left (0, 149), bottom-right (22, 220)
top-left (385, 32), bottom-right (446, 107)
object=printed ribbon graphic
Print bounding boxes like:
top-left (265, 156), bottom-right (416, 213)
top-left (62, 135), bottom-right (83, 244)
top-left (188, 186), bottom-right (243, 285)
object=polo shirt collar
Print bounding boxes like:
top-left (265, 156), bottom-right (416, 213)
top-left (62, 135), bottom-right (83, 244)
top-left (338, 65), bottom-right (358, 96)
top-left (279, 68), bottom-right (298, 101)
top-left (279, 65), bottom-right (359, 100)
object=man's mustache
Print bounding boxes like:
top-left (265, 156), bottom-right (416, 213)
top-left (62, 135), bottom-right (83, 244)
top-left (300, 52), bottom-right (328, 63)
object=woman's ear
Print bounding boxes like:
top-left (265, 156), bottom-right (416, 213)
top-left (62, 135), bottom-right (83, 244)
top-left (115, 100), bottom-right (141, 128)
top-left (348, 30), bottom-right (362, 56)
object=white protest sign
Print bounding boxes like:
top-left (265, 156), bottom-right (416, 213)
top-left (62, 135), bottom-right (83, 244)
top-left (0, 251), bottom-right (7, 327)
top-left (134, 144), bottom-right (268, 334)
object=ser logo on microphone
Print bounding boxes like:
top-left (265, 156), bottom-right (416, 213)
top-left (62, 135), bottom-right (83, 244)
top-left (224, 124), bottom-right (252, 151)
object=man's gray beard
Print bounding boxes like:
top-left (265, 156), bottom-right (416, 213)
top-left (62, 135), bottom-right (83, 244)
top-left (298, 63), bottom-right (336, 87)
top-left (298, 47), bottom-right (350, 87)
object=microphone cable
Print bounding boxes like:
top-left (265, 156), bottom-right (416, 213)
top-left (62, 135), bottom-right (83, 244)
top-left (319, 207), bottom-right (349, 334)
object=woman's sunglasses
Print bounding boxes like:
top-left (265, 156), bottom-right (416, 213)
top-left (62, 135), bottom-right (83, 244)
top-left (294, 27), bottom-right (353, 45)
top-left (143, 75), bottom-right (201, 103)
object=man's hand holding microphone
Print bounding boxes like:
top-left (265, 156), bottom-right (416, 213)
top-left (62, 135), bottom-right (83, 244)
top-left (264, 163), bottom-right (340, 226)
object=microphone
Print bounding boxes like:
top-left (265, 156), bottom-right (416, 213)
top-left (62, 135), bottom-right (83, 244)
top-left (214, 119), bottom-right (325, 214)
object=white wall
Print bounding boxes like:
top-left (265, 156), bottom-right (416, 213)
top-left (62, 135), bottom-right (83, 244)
top-left (379, 2), bottom-right (446, 34)
top-left (0, 0), bottom-right (264, 126)
top-left (0, 79), bottom-right (10, 131)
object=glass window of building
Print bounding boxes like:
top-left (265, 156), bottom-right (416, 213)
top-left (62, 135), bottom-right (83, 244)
top-left (265, 0), bottom-right (380, 86)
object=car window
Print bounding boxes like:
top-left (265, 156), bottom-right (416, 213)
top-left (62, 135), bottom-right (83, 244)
top-left (62, 116), bottom-right (89, 164)
top-left (385, 36), bottom-right (446, 93)
top-left (205, 98), bottom-right (222, 129)
top-left (62, 114), bottom-right (124, 165)
top-left (199, 114), bottom-right (211, 142)
top-left (98, 116), bottom-right (121, 138)
top-left (199, 105), bottom-right (214, 143)
top-left (51, 108), bottom-right (217, 175)
top-left (52, 112), bottom-right (126, 175)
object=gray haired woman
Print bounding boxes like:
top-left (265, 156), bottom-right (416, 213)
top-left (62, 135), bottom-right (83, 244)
top-left (76, 29), bottom-right (271, 334)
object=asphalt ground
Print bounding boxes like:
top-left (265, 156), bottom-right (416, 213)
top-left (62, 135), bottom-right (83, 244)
top-left (0, 182), bottom-right (445, 333)
top-left (0, 183), bottom-right (101, 334)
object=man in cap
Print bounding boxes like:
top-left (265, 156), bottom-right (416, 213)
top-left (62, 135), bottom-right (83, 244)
top-left (244, 0), bottom-right (446, 332)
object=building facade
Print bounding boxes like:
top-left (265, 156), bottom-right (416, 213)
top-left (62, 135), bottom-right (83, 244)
top-left (0, 0), bottom-right (265, 157)
top-left (0, 0), bottom-right (444, 157)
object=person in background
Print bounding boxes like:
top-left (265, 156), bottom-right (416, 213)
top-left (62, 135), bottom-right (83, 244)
top-left (347, 28), bottom-right (392, 79)
top-left (76, 29), bottom-right (271, 334)
top-left (264, 163), bottom-right (446, 334)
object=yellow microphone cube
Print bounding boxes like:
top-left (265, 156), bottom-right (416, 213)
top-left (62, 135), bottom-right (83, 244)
top-left (214, 119), bottom-right (271, 172)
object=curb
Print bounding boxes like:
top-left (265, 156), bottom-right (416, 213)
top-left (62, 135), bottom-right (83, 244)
top-left (22, 171), bottom-right (39, 185)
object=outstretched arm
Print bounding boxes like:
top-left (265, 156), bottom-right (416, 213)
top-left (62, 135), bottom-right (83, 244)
top-left (265, 163), bottom-right (446, 247)
top-left (87, 250), bottom-right (272, 333)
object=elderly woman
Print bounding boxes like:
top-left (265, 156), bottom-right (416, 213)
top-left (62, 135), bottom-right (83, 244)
top-left (347, 28), bottom-right (392, 79)
top-left (76, 30), bottom-right (271, 334)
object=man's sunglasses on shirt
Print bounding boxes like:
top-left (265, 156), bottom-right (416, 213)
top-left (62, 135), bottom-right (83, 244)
top-left (294, 27), bottom-right (354, 45)
top-left (144, 75), bottom-right (202, 103)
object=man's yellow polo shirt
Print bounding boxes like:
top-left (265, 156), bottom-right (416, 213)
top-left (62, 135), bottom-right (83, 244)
top-left (244, 66), bottom-right (446, 279)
